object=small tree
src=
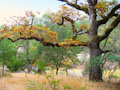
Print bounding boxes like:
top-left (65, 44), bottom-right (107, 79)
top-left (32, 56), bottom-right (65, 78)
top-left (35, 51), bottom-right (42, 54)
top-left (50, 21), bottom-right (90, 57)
top-left (7, 57), bottom-right (26, 72)
top-left (0, 39), bottom-right (17, 75)
top-left (35, 43), bottom-right (78, 75)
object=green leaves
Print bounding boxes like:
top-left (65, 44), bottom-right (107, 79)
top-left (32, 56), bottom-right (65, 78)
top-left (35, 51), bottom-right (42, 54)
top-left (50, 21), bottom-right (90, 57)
top-left (38, 60), bottom-right (46, 72)
top-left (7, 57), bottom-right (25, 72)
top-left (104, 53), bottom-right (120, 63)
top-left (0, 38), bottom-right (17, 65)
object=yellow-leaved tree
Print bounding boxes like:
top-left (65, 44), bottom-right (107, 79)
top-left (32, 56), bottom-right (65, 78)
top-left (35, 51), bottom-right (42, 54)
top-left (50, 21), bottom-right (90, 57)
top-left (1, 0), bottom-right (120, 81)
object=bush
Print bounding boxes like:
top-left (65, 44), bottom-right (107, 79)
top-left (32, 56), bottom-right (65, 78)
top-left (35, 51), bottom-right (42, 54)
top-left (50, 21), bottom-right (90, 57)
top-left (7, 57), bottom-right (26, 72)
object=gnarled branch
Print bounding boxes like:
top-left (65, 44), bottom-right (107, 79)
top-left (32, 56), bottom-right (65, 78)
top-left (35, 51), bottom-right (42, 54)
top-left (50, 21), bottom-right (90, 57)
top-left (58, 16), bottom-right (88, 40)
top-left (98, 4), bottom-right (120, 26)
top-left (99, 15), bottom-right (120, 41)
top-left (58, 16), bottom-right (78, 39)
top-left (7, 37), bottom-right (88, 47)
top-left (58, 0), bottom-right (89, 14)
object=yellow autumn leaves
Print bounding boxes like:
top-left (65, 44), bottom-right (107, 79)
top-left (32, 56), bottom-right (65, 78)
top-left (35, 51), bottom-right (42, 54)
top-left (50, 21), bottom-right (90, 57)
top-left (10, 25), bottom-right (58, 42)
top-left (59, 39), bottom-right (83, 46)
top-left (50, 6), bottom-right (87, 24)
top-left (95, 0), bottom-right (116, 17)
top-left (0, 23), bottom-right (58, 44)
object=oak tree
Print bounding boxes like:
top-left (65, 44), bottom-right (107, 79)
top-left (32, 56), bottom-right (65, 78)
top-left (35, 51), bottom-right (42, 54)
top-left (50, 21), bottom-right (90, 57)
top-left (50, 0), bottom-right (120, 81)
top-left (1, 0), bottom-right (120, 81)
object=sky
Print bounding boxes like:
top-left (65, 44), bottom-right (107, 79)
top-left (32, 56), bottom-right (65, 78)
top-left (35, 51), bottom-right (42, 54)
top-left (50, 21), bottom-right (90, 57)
top-left (0, 0), bottom-right (117, 25)
top-left (0, 0), bottom-right (63, 25)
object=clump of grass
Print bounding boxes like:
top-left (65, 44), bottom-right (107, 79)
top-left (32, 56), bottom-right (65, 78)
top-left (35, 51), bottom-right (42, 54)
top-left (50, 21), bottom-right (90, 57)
top-left (103, 69), bottom-right (120, 83)
top-left (0, 73), bottom-right (120, 90)
top-left (27, 75), bottom-right (86, 90)
top-left (0, 71), bottom-right (12, 78)
top-left (27, 79), bottom-right (46, 90)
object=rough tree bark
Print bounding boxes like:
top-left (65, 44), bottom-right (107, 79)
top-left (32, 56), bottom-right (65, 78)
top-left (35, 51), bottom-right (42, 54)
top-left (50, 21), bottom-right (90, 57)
top-left (87, 0), bottom-right (103, 81)
top-left (89, 47), bottom-right (103, 81)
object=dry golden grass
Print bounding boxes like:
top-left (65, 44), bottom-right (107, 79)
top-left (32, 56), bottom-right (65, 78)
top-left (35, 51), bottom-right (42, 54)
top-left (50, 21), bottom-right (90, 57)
top-left (0, 73), bottom-right (120, 90)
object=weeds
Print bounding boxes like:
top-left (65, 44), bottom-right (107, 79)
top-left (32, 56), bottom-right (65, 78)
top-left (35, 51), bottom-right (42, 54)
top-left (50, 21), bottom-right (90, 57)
top-left (27, 80), bottom-right (46, 90)
top-left (27, 74), bottom-right (86, 90)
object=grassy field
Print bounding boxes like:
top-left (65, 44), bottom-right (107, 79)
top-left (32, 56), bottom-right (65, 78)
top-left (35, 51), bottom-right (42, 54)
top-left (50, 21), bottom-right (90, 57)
top-left (0, 73), bottom-right (120, 90)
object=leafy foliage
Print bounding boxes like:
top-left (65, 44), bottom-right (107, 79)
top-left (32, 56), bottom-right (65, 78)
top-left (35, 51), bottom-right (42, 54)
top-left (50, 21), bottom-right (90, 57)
top-left (7, 57), bottom-right (26, 72)
top-left (0, 39), bottom-right (17, 67)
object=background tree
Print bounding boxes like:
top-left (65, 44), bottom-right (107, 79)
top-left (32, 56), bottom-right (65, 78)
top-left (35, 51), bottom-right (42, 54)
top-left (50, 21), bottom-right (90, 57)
top-left (38, 45), bottom-right (78, 75)
top-left (0, 39), bottom-right (17, 75)
top-left (7, 56), bottom-right (26, 72)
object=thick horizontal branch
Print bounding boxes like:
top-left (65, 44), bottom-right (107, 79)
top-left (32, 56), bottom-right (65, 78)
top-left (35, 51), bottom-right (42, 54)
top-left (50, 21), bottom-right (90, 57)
top-left (98, 4), bottom-right (120, 26)
top-left (7, 36), bottom-right (88, 47)
top-left (58, 0), bottom-right (89, 14)
top-left (99, 15), bottom-right (120, 41)
top-left (7, 37), bottom-right (59, 47)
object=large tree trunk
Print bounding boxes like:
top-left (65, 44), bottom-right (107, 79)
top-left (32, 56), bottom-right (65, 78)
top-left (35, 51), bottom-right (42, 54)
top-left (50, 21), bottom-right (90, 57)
top-left (89, 47), bottom-right (103, 81)
top-left (87, 0), bottom-right (103, 81)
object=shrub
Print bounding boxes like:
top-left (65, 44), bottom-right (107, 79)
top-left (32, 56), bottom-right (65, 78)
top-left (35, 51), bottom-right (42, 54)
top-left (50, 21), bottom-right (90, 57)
top-left (7, 57), bottom-right (26, 72)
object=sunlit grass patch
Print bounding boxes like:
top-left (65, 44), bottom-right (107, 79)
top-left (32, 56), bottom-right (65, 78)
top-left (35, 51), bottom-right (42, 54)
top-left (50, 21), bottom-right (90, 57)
top-left (103, 69), bottom-right (120, 79)
top-left (0, 73), bottom-right (120, 90)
